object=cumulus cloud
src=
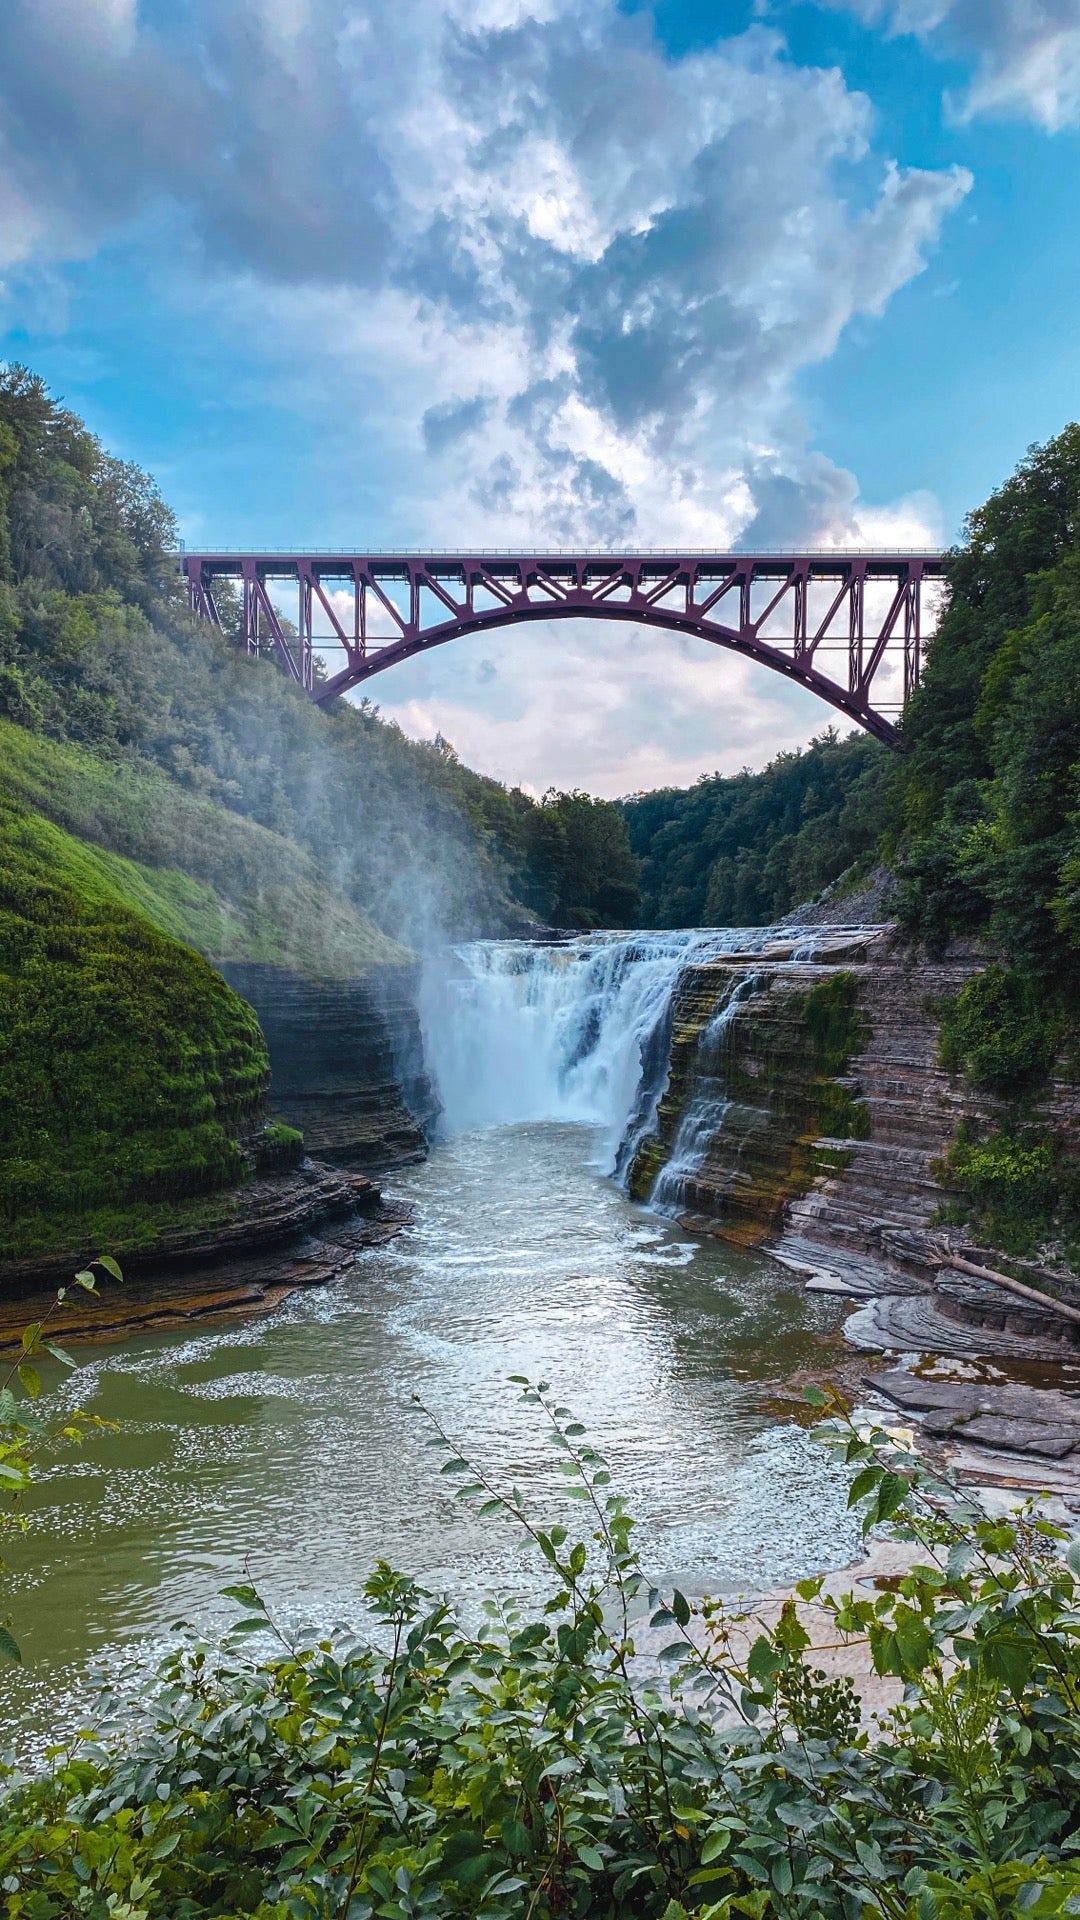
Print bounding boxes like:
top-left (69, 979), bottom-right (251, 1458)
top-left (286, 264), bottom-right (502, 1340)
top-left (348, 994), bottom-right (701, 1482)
top-left (828, 0), bottom-right (1080, 130)
top-left (0, 0), bottom-right (970, 783)
top-left (0, 0), bottom-right (969, 549)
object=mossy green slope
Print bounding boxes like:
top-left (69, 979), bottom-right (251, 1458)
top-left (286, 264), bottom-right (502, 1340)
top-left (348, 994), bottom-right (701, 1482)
top-left (0, 718), bottom-right (409, 977)
top-left (0, 789), bottom-right (271, 1262)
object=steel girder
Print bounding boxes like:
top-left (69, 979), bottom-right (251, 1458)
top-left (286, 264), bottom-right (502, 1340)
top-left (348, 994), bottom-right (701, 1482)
top-left (180, 551), bottom-right (946, 743)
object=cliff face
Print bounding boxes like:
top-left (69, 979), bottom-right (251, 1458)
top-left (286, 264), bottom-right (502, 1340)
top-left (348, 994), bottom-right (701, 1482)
top-left (222, 962), bottom-right (434, 1172)
top-left (627, 937), bottom-right (875, 1245)
top-left (630, 930), bottom-right (1080, 1291)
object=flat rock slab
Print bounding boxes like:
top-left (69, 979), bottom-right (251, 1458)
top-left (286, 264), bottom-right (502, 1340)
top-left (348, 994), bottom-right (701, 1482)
top-left (0, 1196), bottom-right (411, 1352)
top-left (844, 1292), bottom-right (1076, 1361)
top-left (772, 1232), bottom-right (926, 1299)
top-left (866, 1368), bottom-right (1080, 1458)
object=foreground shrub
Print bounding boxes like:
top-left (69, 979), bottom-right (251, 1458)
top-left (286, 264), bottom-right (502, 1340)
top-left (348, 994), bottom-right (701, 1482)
top-left (4, 1385), bottom-right (1080, 1917)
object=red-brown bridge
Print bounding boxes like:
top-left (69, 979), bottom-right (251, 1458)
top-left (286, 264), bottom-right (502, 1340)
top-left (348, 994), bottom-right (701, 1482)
top-left (180, 549), bottom-right (945, 745)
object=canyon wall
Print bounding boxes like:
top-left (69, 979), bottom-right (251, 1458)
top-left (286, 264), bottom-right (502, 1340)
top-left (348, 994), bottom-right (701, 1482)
top-left (222, 961), bottom-right (434, 1173)
top-left (627, 934), bottom-right (986, 1271)
top-left (630, 930), bottom-right (1080, 1315)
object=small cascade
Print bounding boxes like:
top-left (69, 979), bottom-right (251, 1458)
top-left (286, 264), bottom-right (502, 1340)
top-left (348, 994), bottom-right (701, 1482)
top-left (648, 972), bottom-right (764, 1216)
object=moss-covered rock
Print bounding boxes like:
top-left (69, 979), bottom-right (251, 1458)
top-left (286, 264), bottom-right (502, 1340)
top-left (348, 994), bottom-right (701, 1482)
top-left (0, 790), bottom-right (271, 1262)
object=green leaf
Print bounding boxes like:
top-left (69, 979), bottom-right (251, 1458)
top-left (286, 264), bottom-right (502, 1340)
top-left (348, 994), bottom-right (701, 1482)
top-left (771, 1856), bottom-right (793, 1897)
top-left (74, 1273), bottom-right (99, 1293)
top-left (0, 1625), bottom-right (22, 1663)
top-left (1066, 1539), bottom-right (1080, 1577)
top-left (17, 1364), bottom-right (41, 1400)
top-left (219, 1584), bottom-right (266, 1612)
top-left (746, 1635), bottom-right (783, 1684)
top-left (947, 1539), bottom-right (976, 1581)
top-left (20, 1323), bottom-right (41, 1355)
top-left (501, 1816), bottom-right (531, 1857)
top-left (803, 1386), bottom-right (827, 1407)
top-left (701, 1830), bottom-right (731, 1864)
top-left (44, 1344), bottom-right (78, 1369)
top-left (94, 1255), bottom-right (123, 1282)
top-left (671, 1590), bottom-right (691, 1627)
top-left (576, 1846), bottom-right (605, 1872)
top-left (875, 1471), bottom-right (910, 1522)
top-left (847, 1465), bottom-right (881, 1507)
top-left (440, 1457), bottom-right (471, 1475)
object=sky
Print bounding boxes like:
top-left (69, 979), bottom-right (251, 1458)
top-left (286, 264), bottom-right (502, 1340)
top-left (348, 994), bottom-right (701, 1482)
top-left (1, 0), bottom-right (1079, 796)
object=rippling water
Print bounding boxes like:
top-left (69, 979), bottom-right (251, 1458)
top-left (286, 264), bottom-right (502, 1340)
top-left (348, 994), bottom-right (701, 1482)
top-left (4, 1119), bottom-right (860, 1744)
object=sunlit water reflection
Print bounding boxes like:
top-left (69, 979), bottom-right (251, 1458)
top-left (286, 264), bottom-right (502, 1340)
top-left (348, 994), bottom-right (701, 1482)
top-left (4, 1122), bottom-right (860, 1744)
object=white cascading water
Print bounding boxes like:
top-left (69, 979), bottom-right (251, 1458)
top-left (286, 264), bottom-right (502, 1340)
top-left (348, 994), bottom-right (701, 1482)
top-left (420, 927), bottom-right (805, 1179)
top-left (648, 970), bottom-right (764, 1215)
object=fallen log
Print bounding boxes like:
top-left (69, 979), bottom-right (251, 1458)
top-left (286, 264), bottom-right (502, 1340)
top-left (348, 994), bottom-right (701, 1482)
top-left (937, 1252), bottom-right (1080, 1330)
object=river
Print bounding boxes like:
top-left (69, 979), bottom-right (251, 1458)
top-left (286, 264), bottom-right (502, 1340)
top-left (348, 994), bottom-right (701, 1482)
top-left (4, 930), bottom-right (863, 1743)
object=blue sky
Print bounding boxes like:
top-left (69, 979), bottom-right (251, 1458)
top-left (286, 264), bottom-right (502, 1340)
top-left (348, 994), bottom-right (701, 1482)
top-left (1, 0), bottom-right (1078, 794)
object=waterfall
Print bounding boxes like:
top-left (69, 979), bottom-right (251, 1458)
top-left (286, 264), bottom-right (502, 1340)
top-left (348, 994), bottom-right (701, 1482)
top-left (421, 925), bottom-right (884, 1195)
top-left (648, 970), bottom-right (764, 1216)
top-left (420, 927), bottom-right (792, 1175)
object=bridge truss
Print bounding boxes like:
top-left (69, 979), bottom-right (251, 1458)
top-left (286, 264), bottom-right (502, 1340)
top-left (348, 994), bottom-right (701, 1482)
top-left (180, 550), bottom-right (945, 744)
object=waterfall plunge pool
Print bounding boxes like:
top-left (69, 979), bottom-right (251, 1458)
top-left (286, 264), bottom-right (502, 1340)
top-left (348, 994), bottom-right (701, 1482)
top-left (4, 930), bottom-right (864, 1745)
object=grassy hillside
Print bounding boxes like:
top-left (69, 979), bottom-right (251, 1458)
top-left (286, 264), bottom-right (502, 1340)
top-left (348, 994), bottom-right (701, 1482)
top-left (0, 364), bottom-right (638, 941)
top-left (0, 788), bottom-right (273, 1262)
top-left (0, 720), bottom-right (408, 976)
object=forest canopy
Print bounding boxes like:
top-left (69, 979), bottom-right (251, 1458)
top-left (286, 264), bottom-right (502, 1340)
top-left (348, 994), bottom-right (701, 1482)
top-left (622, 728), bottom-right (887, 928)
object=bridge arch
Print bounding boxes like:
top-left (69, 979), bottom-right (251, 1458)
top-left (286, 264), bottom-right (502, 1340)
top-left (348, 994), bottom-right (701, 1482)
top-left (181, 550), bottom-right (944, 747)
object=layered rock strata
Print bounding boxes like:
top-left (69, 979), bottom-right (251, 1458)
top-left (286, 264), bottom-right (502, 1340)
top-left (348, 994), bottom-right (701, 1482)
top-left (223, 962), bottom-right (434, 1172)
top-left (628, 934), bottom-right (879, 1245)
top-left (635, 927), bottom-right (1080, 1362)
top-left (0, 1177), bottom-right (410, 1345)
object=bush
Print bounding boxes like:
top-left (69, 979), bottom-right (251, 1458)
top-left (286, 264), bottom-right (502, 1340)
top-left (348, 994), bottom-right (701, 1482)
top-left (7, 1385), bottom-right (1080, 1919)
top-left (935, 965), bottom-right (1059, 1097)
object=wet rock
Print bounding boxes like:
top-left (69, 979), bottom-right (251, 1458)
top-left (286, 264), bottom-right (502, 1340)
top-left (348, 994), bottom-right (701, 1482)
top-left (864, 1367), bottom-right (1080, 1459)
top-left (222, 961), bottom-right (434, 1172)
top-left (0, 1183), bottom-right (411, 1350)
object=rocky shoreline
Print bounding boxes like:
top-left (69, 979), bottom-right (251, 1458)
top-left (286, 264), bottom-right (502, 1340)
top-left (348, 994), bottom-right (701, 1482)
top-left (0, 1166), bottom-right (411, 1351)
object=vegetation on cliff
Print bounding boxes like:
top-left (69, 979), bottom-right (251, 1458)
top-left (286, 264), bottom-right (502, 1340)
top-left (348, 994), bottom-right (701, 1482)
top-left (887, 425), bottom-right (1080, 1256)
top-left (622, 728), bottom-right (886, 928)
top-left (6, 1383), bottom-right (1080, 1919)
top-left (0, 363), bottom-right (638, 1255)
top-left (0, 364), bottom-right (637, 941)
top-left (0, 788), bottom-right (271, 1261)
top-left (0, 719), bottom-right (408, 976)
top-left (630, 967), bottom-right (869, 1238)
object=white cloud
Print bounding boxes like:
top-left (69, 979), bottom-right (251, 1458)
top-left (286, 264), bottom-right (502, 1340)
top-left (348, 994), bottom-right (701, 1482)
top-left (829, 0), bottom-right (1080, 130)
top-left (0, 0), bottom-right (968, 784)
top-left (358, 622), bottom-right (846, 798)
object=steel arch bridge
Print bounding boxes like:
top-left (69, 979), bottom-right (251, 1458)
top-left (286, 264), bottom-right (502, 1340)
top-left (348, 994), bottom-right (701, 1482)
top-left (180, 548), bottom-right (945, 745)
